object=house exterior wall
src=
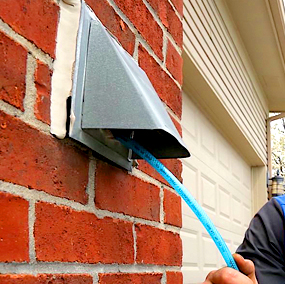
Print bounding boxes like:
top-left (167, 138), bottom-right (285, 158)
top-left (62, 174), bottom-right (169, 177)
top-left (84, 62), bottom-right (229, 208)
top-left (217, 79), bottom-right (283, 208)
top-left (181, 1), bottom-right (269, 281)
top-left (0, 0), bottom-right (184, 283)
top-left (183, 0), bottom-right (268, 166)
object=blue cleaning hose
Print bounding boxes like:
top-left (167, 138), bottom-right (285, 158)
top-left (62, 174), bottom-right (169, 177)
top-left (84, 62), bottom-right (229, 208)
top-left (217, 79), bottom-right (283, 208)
top-left (117, 136), bottom-right (239, 271)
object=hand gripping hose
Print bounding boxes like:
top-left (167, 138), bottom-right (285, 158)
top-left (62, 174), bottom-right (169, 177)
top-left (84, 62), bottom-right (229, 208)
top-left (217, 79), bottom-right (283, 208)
top-left (117, 136), bottom-right (239, 271)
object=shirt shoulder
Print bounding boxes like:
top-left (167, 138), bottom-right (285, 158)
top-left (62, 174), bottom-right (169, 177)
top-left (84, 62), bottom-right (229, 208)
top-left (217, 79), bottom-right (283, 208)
top-left (237, 197), bottom-right (285, 284)
top-left (275, 195), bottom-right (285, 216)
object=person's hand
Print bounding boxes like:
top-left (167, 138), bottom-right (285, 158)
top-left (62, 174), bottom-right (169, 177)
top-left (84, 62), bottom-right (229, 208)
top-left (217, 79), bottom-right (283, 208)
top-left (202, 254), bottom-right (258, 284)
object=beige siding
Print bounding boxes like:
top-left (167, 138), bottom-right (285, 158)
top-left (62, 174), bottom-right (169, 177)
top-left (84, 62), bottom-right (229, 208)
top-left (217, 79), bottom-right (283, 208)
top-left (183, 0), bottom-right (267, 164)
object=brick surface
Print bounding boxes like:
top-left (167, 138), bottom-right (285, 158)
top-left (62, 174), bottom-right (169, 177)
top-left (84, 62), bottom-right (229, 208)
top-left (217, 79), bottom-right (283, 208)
top-left (146, 0), bottom-right (183, 47)
top-left (170, 0), bottom-right (183, 16)
top-left (0, 32), bottom-right (27, 111)
top-left (0, 192), bottom-right (29, 262)
top-left (113, 0), bottom-right (163, 59)
top-left (138, 158), bottom-right (182, 186)
top-left (86, 0), bottom-right (135, 55)
top-left (0, 274), bottom-right (93, 283)
top-left (139, 45), bottom-right (182, 118)
top-left (170, 114), bottom-right (182, 136)
top-left (0, 0), bottom-right (59, 57)
top-left (35, 202), bottom-right (134, 264)
top-left (164, 189), bottom-right (182, 227)
top-left (136, 224), bottom-right (182, 265)
top-left (0, 111), bottom-right (89, 203)
top-left (99, 273), bottom-right (162, 284)
top-left (35, 61), bottom-right (52, 124)
top-left (95, 161), bottom-right (160, 221)
top-left (166, 271), bottom-right (183, 284)
top-left (166, 40), bottom-right (183, 85)
top-left (166, 10), bottom-right (182, 48)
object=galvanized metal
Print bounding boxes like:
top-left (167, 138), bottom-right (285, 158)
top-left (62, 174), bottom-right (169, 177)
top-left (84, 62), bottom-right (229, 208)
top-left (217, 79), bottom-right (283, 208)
top-left (69, 4), bottom-right (132, 170)
top-left (69, 2), bottom-right (190, 170)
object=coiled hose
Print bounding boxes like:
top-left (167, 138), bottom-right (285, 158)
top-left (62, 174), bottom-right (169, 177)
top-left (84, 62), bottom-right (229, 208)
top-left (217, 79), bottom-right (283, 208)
top-left (117, 136), bottom-right (239, 271)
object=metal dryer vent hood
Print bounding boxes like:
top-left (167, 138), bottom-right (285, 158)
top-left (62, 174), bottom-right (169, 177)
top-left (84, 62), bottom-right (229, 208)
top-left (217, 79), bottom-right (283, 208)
top-left (69, 2), bottom-right (190, 171)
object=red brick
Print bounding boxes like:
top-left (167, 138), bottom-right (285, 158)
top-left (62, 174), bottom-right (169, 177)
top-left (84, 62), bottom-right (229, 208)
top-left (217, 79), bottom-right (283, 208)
top-left (170, 0), bottom-right (183, 16)
top-left (0, 111), bottom-right (89, 204)
top-left (164, 189), bottom-right (182, 227)
top-left (146, 0), bottom-right (183, 47)
top-left (34, 61), bottom-right (52, 124)
top-left (138, 159), bottom-right (182, 186)
top-left (139, 45), bottom-right (182, 118)
top-left (99, 273), bottom-right (162, 284)
top-left (0, 0), bottom-right (59, 57)
top-left (0, 274), bottom-right (93, 284)
top-left (136, 224), bottom-right (182, 265)
top-left (170, 114), bottom-right (182, 136)
top-left (0, 192), bottom-right (29, 262)
top-left (86, 0), bottom-right (135, 55)
top-left (166, 271), bottom-right (183, 284)
top-left (112, 0), bottom-right (163, 59)
top-left (165, 6), bottom-right (182, 47)
top-left (166, 40), bottom-right (183, 85)
top-left (0, 32), bottom-right (27, 111)
top-left (35, 202), bottom-right (134, 264)
top-left (95, 161), bottom-right (160, 221)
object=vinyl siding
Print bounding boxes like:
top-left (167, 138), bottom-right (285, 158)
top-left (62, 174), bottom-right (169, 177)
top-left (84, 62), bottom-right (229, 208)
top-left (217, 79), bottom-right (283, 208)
top-left (183, 0), bottom-right (267, 164)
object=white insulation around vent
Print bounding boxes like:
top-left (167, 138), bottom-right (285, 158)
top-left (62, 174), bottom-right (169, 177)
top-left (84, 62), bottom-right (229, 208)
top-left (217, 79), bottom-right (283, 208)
top-left (50, 0), bottom-right (81, 139)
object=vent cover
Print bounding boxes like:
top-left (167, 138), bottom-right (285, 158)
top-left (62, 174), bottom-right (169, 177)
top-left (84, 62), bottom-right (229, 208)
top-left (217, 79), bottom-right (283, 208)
top-left (69, 2), bottom-right (190, 170)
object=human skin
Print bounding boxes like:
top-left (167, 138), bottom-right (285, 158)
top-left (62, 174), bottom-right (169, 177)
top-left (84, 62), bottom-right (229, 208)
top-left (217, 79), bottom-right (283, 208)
top-left (202, 254), bottom-right (258, 284)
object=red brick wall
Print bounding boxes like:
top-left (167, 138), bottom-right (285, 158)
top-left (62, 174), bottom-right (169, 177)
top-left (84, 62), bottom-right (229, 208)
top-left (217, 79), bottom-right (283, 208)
top-left (0, 0), bottom-right (183, 282)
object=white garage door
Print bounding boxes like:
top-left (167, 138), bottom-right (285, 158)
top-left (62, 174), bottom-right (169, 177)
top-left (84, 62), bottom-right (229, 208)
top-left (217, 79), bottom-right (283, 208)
top-left (181, 93), bottom-right (253, 284)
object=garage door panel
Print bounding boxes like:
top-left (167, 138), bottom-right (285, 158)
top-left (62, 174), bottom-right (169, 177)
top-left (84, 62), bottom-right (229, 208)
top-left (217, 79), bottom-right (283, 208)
top-left (202, 234), bottom-right (219, 268)
top-left (183, 133), bottom-right (218, 171)
top-left (228, 156), bottom-right (251, 196)
top-left (182, 95), bottom-right (199, 137)
top-left (198, 119), bottom-right (218, 169)
top-left (218, 185), bottom-right (231, 220)
top-left (201, 173), bottom-right (217, 215)
top-left (183, 124), bottom-right (199, 145)
top-left (243, 166), bottom-right (251, 190)
top-left (182, 160), bottom-right (199, 201)
top-left (182, 93), bottom-right (252, 283)
top-left (182, 214), bottom-right (201, 231)
top-left (182, 128), bottom-right (200, 158)
top-left (182, 159), bottom-right (246, 233)
top-left (181, 230), bottom-right (200, 266)
top-left (218, 138), bottom-right (231, 171)
top-left (200, 118), bottom-right (217, 158)
top-left (232, 153), bottom-right (243, 182)
top-left (182, 268), bottom-right (203, 284)
top-left (232, 196), bottom-right (243, 226)
top-left (243, 202), bottom-right (251, 229)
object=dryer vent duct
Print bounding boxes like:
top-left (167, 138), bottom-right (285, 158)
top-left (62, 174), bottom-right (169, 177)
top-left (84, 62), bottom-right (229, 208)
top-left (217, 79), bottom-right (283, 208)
top-left (69, 2), bottom-right (190, 171)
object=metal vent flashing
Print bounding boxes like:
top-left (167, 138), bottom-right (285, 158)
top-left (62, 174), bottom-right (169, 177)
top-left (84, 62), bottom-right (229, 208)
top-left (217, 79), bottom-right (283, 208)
top-left (69, 2), bottom-right (190, 171)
